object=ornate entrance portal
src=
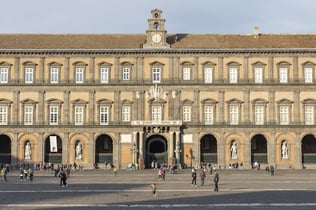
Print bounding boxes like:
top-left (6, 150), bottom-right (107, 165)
top-left (145, 135), bottom-right (168, 168)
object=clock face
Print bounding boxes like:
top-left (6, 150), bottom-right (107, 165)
top-left (152, 34), bottom-right (162, 43)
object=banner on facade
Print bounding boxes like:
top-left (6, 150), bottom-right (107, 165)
top-left (50, 136), bottom-right (58, 152)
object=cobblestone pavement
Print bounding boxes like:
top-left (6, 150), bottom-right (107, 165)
top-left (0, 168), bottom-right (316, 209)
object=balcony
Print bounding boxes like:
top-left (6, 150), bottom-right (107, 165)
top-left (131, 120), bottom-right (182, 126)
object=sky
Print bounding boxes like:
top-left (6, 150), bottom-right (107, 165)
top-left (1, 0), bottom-right (316, 35)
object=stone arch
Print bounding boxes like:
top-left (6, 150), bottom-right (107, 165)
top-left (0, 134), bottom-right (11, 164)
top-left (275, 133), bottom-right (295, 164)
top-left (44, 134), bottom-right (63, 164)
top-left (302, 134), bottom-right (316, 164)
top-left (251, 134), bottom-right (268, 164)
top-left (200, 134), bottom-right (217, 164)
top-left (95, 134), bottom-right (114, 165)
top-left (145, 134), bottom-right (168, 168)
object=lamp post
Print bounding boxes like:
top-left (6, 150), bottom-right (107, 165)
top-left (174, 142), bottom-right (182, 168)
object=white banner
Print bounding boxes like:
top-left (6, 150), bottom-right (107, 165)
top-left (50, 136), bottom-right (57, 152)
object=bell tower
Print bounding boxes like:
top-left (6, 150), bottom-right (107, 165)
top-left (143, 9), bottom-right (170, 49)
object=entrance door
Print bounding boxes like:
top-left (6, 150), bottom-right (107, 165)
top-left (251, 134), bottom-right (268, 164)
top-left (44, 135), bottom-right (62, 163)
top-left (145, 135), bottom-right (168, 168)
top-left (0, 134), bottom-right (11, 164)
top-left (302, 134), bottom-right (316, 164)
top-left (200, 134), bottom-right (217, 163)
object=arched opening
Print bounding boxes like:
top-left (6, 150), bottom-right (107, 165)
top-left (95, 134), bottom-right (113, 164)
top-left (145, 135), bottom-right (168, 168)
top-left (200, 134), bottom-right (217, 164)
top-left (302, 134), bottom-right (316, 164)
top-left (44, 135), bottom-right (62, 163)
top-left (0, 134), bottom-right (11, 164)
top-left (251, 134), bottom-right (268, 164)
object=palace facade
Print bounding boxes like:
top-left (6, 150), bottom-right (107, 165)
top-left (1, 9), bottom-right (316, 169)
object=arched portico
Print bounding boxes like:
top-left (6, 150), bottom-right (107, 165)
top-left (0, 134), bottom-right (11, 164)
top-left (251, 134), bottom-right (268, 165)
top-left (95, 134), bottom-right (113, 165)
top-left (145, 135), bottom-right (168, 168)
top-left (302, 134), bottom-right (316, 164)
top-left (44, 135), bottom-right (62, 164)
top-left (200, 134), bottom-right (217, 164)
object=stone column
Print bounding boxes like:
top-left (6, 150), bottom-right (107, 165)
top-left (89, 57), bottom-right (95, 82)
top-left (114, 57), bottom-right (119, 82)
top-left (13, 90), bottom-right (20, 125)
top-left (138, 131), bottom-right (144, 169)
top-left (243, 132), bottom-right (252, 169)
top-left (218, 57), bottom-right (224, 83)
top-left (11, 133), bottom-right (18, 165)
top-left (63, 90), bottom-right (70, 125)
top-left (38, 91), bottom-right (45, 124)
top-left (88, 90), bottom-right (95, 124)
top-left (89, 133), bottom-right (95, 168)
top-left (269, 90), bottom-right (275, 125)
top-left (62, 133), bottom-right (69, 164)
top-left (39, 57), bottom-right (45, 83)
top-left (169, 131), bottom-right (175, 160)
top-left (243, 56), bottom-right (249, 83)
top-left (293, 56), bottom-right (299, 83)
top-left (132, 132), bottom-right (138, 165)
top-left (218, 91), bottom-right (225, 124)
top-left (14, 57), bottom-right (20, 84)
top-left (268, 56), bottom-right (274, 83)
top-left (217, 132), bottom-right (225, 168)
top-left (243, 89), bottom-right (250, 125)
top-left (268, 135), bottom-right (276, 166)
top-left (194, 56), bottom-right (199, 82)
top-left (294, 133), bottom-right (302, 169)
top-left (294, 90), bottom-right (300, 125)
top-left (114, 90), bottom-right (121, 122)
top-left (193, 90), bottom-right (200, 123)
top-left (38, 133), bottom-right (44, 163)
top-left (64, 57), bottom-right (70, 83)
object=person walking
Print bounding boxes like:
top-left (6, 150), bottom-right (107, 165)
top-left (150, 182), bottom-right (157, 197)
top-left (191, 168), bottom-right (197, 187)
top-left (213, 170), bottom-right (219, 191)
top-left (200, 169), bottom-right (206, 186)
top-left (1, 167), bottom-right (7, 182)
top-left (59, 169), bottom-right (68, 187)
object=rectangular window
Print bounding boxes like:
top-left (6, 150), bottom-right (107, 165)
top-left (204, 67), bottom-right (213, 83)
top-left (0, 67), bottom-right (8, 84)
top-left (49, 105), bottom-right (59, 125)
top-left (151, 106), bottom-right (162, 122)
top-left (204, 105), bottom-right (214, 125)
top-left (152, 68), bottom-right (161, 83)
top-left (50, 67), bottom-right (59, 84)
top-left (229, 67), bottom-right (238, 83)
top-left (0, 106), bottom-right (8, 125)
top-left (254, 67), bottom-right (263, 83)
top-left (75, 68), bottom-right (84, 84)
top-left (279, 67), bottom-right (288, 83)
top-left (279, 105), bottom-right (289, 125)
top-left (183, 105), bottom-right (191, 122)
top-left (254, 105), bottom-right (264, 125)
top-left (74, 106), bottom-right (84, 125)
top-left (183, 67), bottom-right (191, 80)
top-left (229, 105), bottom-right (239, 125)
top-left (25, 67), bottom-right (33, 84)
top-left (304, 67), bottom-right (313, 83)
top-left (305, 105), bottom-right (314, 125)
top-left (100, 106), bottom-right (109, 125)
top-left (122, 67), bottom-right (130, 80)
top-left (24, 105), bottom-right (33, 125)
top-left (100, 67), bottom-right (109, 83)
top-left (122, 105), bottom-right (131, 122)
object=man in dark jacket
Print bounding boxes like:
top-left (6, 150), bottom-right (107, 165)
top-left (213, 170), bottom-right (219, 191)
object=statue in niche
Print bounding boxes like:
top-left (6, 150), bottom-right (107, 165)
top-left (231, 141), bottom-right (238, 160)
top-left (281, 141), bottom-right (288, 159)
top-left (25, 142), bottom-right (32, 160)
top-left (76, 143), bottom-right (83, 160)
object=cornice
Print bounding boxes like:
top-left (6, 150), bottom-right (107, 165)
top-left (1, 48), bottom-right (316, 56)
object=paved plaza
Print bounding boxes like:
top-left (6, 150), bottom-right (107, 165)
top-left (0, 168), bottom-right (316, 209)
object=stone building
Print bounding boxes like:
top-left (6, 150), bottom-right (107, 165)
top-left (1, 9), bottom-right (316, 169)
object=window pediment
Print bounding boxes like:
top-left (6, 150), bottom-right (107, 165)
top-left (302, 98), bottom-right (316, 105)
top-left (47, 62), bottom-right (62, 67)
top-left (226, 98), bottom-right (243, 104)
top-left (276, 61), bottom-right (291, 66)
top-left (22, 61), bottom-right (37, 66)
top-left (180, 61), bottom-right (194, 66)
top-left (72, 62), bottom-right (87, 67)
top-left (97, 61), bottom-right (112, 67)
top-left (201, 98), bottom-right (218, 105)
top-left (0, 98), bottom-right (13, 105)
top-left (97, 99), bottom-right (113, 105)
top-left (150, 61), bottom-right (164, 67)
top-left (277, 98), bottom-right (293, 105)
top-left (120, 61), bottom-right (133, 67)
top-left (251, 98), bottom-right (268, 105)
top-left (181, 99), bottom-right (194, 105)
top-left (148, 98), bottom-right (167, 104)
top-left (251, 61), bottom-right (266, 66)
top-left (226, 61), bottom-right (240, 67)
top-left (201, 61), bottom-right (216, 67)
top-left (46, 98), bottom-right (63, 104)
top-left (302, 61), bottom-right (315, 67)
top-left (21, 99), bottom-right (38, 104)
top-left (0, 62), bottom-right (12, 67)
top-left (121, 99), bottom-right (133, 104)
top-left (71, 99), bottom-right (88, 105)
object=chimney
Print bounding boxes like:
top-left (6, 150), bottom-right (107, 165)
top-left (253, 26), bottom-right (260, 38)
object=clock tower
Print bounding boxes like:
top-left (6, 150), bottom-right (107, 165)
top-left (143, 9), bottom-right (170, 49)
